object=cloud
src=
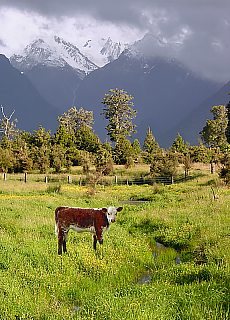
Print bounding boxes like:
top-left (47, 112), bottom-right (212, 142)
top-left (0, 1), bottom-right (230, 82)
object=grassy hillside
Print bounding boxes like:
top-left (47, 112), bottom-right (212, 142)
top-left (0, 169), bottom-right (229, 319)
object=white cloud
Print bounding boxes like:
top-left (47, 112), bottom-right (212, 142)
top-left (0, 2), bottom-right (230, 82)
top-left (0, 7), bottom-right (144, 57)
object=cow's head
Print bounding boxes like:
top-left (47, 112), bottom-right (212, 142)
top-left (104, 206), bottom-right (123, 223)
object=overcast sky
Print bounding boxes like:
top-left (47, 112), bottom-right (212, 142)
top-left (0, 0), bottom-right (230, 82)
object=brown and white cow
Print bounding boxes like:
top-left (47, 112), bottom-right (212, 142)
top-left (55, 206), bottom-right (123, 255)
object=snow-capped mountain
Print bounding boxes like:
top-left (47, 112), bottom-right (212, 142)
top-left (10, 35), bottom-right (128, 75)
top-left (10, 36), bottom-right (98, 75)
top-left (80, 37), bottom-right (129, 67)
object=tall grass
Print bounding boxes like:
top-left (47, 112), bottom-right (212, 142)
top-left (0, 170), bottom-right (229, 319)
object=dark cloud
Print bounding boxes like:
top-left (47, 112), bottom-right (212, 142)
top-left (1, 1), bottom-right (230, 35)
top-left (0, 0), bottom-right (230, 82)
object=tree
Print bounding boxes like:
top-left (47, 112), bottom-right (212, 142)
top-left (0, 146), bottom-right (15, 172)
top-left (58, 106), bottom-right (94, 134)
top-left (50, 144), bottom-right (67, 173)
top-left (94, 144), bottom-right (113, 175)
top-left (102, 88), bottom-right (137, 142)
top-left (219, 152), bottom-right (230, 184)
top-left (150, 152), bottom-right (178, 178)
top-left (113, 136), bottom-right (134, 165)
top-left (75, 126), bottom-right (101, 153)
top-left (171, 133), bottom-right (188, 154)
top-left (0, 106), bottom-right (18, 140)
top-left (200, 105), bottom-right (228, 173)
top-left (142, 127), bottom-right (161, 164)
top-left (132, 139), bottom-right (141, 163)
top-left (30, 127), bottom-right (52, 173)
top-left (12, 133), bottom-right (33, 172)
top-left (200, 105), bottom-right (228, 150)
top-left (226, 99), bottom-right (230, 144)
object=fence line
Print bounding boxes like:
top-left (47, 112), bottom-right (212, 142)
top-left (1, 172), bottom-right (179, 186)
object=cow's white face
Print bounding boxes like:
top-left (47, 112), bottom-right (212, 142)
top-left (106, 206), bottom-right (123, 223)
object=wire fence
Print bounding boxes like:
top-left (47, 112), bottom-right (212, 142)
top-left (0, 172), bottom-right (184, 186)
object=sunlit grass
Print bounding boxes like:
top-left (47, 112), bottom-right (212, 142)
top-left (0, 169), bottom-right (229, 319)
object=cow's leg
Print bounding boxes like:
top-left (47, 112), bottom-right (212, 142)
top-left (63, 230), bottom-right (69, 253)
top-left (93, 234), bottom-right (97, 250)
top-left (58, 227), bottom-right (64, 255)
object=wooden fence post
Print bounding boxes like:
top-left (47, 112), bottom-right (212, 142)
top-left (67, 175), bottom-right (72, 184)
top-left (24, 172), bottom-right (27, 183)
top-left (115, 175), bottom-right (118, 185)
top-left (44, 176), bottom-right (48, 183)
top-left (3, 173), bottom-right (7, 181)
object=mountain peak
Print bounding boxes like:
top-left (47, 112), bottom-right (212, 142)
top-left (10, 36), bottom-right (98, 75)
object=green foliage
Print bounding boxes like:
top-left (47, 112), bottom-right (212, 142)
top-left (0, 145), bottom-right (15, 172)
top-left (94, 144), bottom-right (114, 175)
top-left (75, 125), bottom-right (101, 153)
top-left (113, 136), bottom-right (134, 165)
top-left (219, 152), bottom-right (230, 184)
top-left (171, 133), bottom-right (188, 154)
top-left (50, 144), bottom-right (67, 173)
top-left (102, 88), bottom-right (137, 142)
top-left (226, 99), bottom-right (230, 143)
top-left (132, 139), bottom-right (141, 163)
top-left (53, 124), bottom-right (75, 148)
top-left (150, 152), bottom-right (179, 177)
top-left (189, 144), bottom-right (211, 163)
top-left (200, 105), bottom-right (228, 149)
top-left (142, 127), bottom-right (161, 164)
top-left (58, 106), bottom-right (94, 133)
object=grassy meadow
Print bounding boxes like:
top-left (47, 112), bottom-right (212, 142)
top-left (0, 166), bottom-right (229, 319)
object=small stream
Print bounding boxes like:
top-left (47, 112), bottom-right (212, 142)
top-left (138, 241), bottom-right (182, 285)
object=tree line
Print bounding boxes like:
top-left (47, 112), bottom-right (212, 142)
top-left (0, 88), bottom-right (230, 183)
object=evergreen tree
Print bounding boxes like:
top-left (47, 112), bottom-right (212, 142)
top-left (171, 133), bottom-right (188, 154)
top-left (102, 88), bottom-right (137, 142)
top-left (142, 127), bottom-right (160, 163)
top-left (132, 139), bottom-right (141, 163)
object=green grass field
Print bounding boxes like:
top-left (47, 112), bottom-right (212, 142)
top-left (0, 169), bottom-right (229, 319)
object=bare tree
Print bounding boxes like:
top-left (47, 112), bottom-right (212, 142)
top-left (0, 106), bottom-right (18, 140)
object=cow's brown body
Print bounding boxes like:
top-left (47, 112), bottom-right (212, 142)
top-left (55, 206), bottom-right (122, 255)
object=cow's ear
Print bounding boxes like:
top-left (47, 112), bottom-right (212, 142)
top-left (117, 207), bottom-right (123, 212)
top-left (102, 208), bottom-right (107, 213)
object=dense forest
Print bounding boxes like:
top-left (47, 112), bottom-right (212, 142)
top-left (0, 88), bottom-right (230, 184)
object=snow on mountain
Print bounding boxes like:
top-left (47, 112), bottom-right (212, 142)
top-left (10, 35), bottom-right (128, 75)
top-left (10, 36), bottom-right (98, 76)
top-left (80, 37), bottom-right (129, 67)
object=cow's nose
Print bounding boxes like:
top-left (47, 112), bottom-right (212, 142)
top-left (111, 218), bottom-right (116, 223)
